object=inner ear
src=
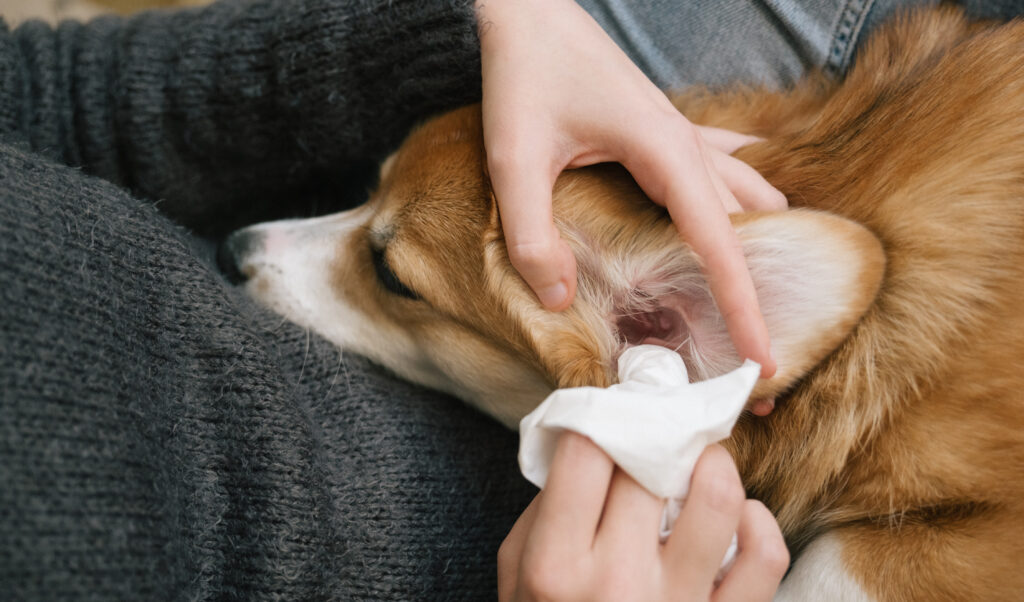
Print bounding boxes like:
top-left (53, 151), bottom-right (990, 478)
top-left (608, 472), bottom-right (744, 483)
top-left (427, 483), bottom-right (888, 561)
top-left (601, 209), bottom-right (885, 397)
top-left (615, 295), bottom-right (686, 348)
top-left (611, 283), bottom-right (736, 385)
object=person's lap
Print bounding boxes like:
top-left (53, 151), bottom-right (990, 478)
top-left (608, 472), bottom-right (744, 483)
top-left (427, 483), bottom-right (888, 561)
top-left (9, 0), bottom-right (1023, 596)
top-left (577, 0), bottom-right (938, 89)
top-left (0, 138), bottom-right (535, 597)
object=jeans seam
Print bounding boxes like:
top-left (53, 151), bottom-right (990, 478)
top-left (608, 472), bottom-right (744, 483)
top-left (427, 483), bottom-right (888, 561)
top-left (825, 0), bottom-right (877, 76)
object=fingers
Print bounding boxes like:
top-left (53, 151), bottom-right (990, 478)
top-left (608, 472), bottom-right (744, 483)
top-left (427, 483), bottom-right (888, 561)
top-left (750, 397), bottom-right (776, 416)
top-left (697, 122), bottom-right (787, 213)
top-left (531, 432), bottom-right (615, 554)
top-left (702, 144), bottom-right (744, 215)
top-left (487, 146), bottom-right (578, 311)
top-left (712, 500), bottom-right (790, 602)
top-left (497, 492), bottom-right (543, 602)
top-left (501, 438), bottom-right (783, 601)
top-left (623, 119), bottom-right (776, 377)
top-left (710, 151), bottom-right (788, 212)
top-left (695, 124), bottom-right (763, 154)
top-left (594, 469), bottom-right (663, 558)
top-left (696, 222), bottom-right (775, 378)
top-left (693, 125), bottom-right (787, 215)
top-left (663, 445), bottom-right (746, 597)
top-left (506, 433), bottom-right (614, 600)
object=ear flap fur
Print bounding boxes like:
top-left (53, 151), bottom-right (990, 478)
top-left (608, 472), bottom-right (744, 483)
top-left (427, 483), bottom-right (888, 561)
top-left (535, 328), bottom-right (614, 389)
top-left (572, 209), bottom-right (885, 397)
top-left (481, 211), bottom-right (616, 391)
top-left (733, 211), bottom-right (886, 396)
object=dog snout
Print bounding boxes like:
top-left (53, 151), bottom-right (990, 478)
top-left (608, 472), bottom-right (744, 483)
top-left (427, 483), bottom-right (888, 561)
top-left (218, 228), bottom-right (264, 285)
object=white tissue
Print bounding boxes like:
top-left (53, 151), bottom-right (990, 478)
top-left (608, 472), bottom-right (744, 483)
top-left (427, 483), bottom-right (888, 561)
top-left (518, 345), bottom-right (760, 577)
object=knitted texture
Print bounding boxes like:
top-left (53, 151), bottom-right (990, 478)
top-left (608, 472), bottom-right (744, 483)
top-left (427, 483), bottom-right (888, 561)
top-left (0, 142), bottom-right (535, 598)
top-left (0, 1), bottom-right (534, 599)
top-left (1, 0), bottom-right (484, 235)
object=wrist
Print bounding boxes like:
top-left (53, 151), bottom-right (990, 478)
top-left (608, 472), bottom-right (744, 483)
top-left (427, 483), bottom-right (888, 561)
top-left (476, 0), bottom-right (578, 38)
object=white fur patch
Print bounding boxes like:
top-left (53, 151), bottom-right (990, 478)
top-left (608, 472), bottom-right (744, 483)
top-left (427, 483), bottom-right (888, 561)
top-left (774, 533), bottom-right (874, 602)
top-left (234, 209), bottom-right (453, 392)
top-left (737, 212), bottom-right (877, 383)
top-left (233, 209), bottom-right (553, 426)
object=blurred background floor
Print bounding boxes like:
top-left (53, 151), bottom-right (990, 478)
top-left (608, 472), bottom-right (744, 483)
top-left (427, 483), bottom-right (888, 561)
top-left (0, 0), bottom-right (206, 25)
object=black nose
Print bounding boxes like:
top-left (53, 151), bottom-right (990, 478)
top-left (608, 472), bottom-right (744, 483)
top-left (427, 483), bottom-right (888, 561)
top-left (217, 229), bottom-right (262, 285)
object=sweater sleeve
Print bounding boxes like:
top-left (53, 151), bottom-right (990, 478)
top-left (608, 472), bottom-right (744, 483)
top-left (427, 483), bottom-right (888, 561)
top-left (0, 0), bottom-right (482, 232)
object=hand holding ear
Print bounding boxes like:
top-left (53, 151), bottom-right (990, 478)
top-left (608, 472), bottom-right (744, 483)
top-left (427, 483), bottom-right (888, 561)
top-left (477, 0), bottom-right (785, 377)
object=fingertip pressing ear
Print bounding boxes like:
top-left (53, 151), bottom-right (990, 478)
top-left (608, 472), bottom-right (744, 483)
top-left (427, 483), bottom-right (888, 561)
top-left (486, 177), bottom-right (579, 311)
top-left (596, 210), bottom-right (884, 397)
top-left (539, 237), bottom-right (578, 311)
top-left (484, 231), bottom-right (612, 390)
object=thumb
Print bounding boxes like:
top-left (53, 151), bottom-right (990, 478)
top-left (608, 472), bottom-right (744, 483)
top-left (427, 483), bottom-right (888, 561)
top-left (489, 154), bottom-right (578, 311)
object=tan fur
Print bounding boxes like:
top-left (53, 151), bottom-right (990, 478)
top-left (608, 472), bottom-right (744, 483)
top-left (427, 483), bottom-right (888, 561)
top-left (685, 9), bottom-right (1024, 599)
top-left (235, 7), bottom-right (1024, 600)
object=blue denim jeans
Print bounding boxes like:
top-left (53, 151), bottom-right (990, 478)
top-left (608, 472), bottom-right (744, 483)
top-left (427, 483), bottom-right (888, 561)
top-left (576, 0), bottom-right (939, 89)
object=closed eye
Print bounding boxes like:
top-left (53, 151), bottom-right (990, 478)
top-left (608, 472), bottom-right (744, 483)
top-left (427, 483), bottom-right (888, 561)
top-left (370, 245), bottom-right (420, 300)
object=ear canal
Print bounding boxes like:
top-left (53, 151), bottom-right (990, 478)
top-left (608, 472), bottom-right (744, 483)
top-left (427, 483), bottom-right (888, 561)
top-left (611, 279), bottom-right (737, 382)
top-left (606, 209), bottom-right (885, 397)
top-left (615, 302), bottom-right (687, 348)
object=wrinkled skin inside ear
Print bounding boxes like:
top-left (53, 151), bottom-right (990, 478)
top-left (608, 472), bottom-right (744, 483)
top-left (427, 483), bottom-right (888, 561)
top-left (526, 205), bottom-right (885, 401)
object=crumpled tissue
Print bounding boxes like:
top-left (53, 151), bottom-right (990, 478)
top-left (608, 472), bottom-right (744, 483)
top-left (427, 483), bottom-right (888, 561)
top-left (518, 344), bottom-right (760, 577)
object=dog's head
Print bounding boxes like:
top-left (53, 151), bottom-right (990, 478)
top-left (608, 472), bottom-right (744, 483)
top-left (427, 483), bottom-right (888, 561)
top-left (222, 105), bottom-right (885, 427)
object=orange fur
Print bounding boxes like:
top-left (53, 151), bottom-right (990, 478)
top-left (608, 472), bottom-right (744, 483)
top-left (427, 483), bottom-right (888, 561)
top-left (685, 9), bottom-right (1024, 599)
top-left (234, 7), bottom-right (1024, 599)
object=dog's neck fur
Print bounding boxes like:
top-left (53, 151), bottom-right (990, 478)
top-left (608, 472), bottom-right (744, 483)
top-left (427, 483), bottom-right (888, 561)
top-left (673, 9), bottom-right (1024, 551)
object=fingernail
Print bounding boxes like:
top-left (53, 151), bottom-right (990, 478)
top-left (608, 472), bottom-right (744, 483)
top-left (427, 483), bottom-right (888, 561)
top-left (761, 343), bottom-right (778, 378)
top-left (537, 282), bottom-right (568, 309)
top-left (751, 398), bottom-right (775, 416)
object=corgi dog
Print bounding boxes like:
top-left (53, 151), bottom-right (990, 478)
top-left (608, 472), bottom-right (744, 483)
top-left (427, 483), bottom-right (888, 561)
top-left (220, 8), bottom-right (1024, 601)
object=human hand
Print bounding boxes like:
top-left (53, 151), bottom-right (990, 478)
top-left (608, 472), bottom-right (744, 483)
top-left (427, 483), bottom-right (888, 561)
top-left (476, 0), bottom-right (785, 378)
top-left (497, 433), bottom-right (789, 601)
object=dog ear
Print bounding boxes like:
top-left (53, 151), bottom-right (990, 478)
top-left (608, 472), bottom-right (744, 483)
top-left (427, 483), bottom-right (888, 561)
top-left (534, 327), bottom-right (615, 389)
top-left (482, 204), bottom-right (618, 391)
top-left (574, 209), bottom-right (885, 397)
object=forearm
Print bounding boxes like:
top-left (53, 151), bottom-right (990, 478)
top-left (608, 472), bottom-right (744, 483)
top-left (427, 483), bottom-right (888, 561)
top-left (0, 0), bottom-right (481, 232)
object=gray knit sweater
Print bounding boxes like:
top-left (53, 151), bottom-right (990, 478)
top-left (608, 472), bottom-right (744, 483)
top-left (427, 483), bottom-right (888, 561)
top-left (0, 1), bottom-right (535, 599)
